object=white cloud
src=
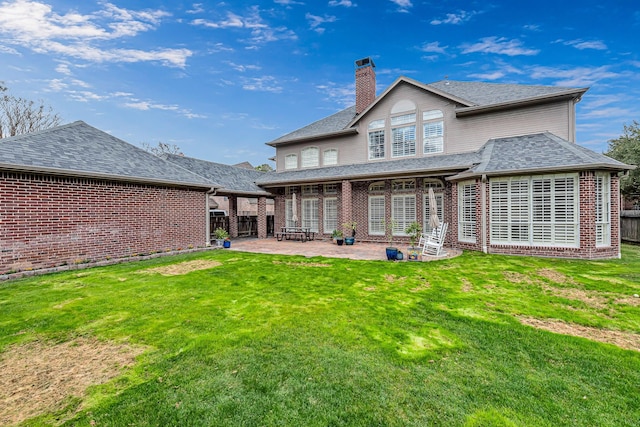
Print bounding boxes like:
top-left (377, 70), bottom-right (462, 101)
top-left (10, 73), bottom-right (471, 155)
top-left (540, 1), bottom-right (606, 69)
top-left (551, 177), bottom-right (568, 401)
top-left (431, 10), bottom-right (477, 25)
top-left (186, 3), bottom-right (205, 14)
top-left (225, 61), bottom-right (262, 72)
top-left (529, 65), bottom-right (619, 86)
top-left (0, 0), bottom-right (190, 68)
top-left (419, 41), bottom-right (447, 54)
top-left (329, 0), bottom-right (356, 7)
top-left (460, 37), bottom-right (539, 56)
top-left (390, 0), bottom-right (412, 13)
top-left (242, 76), bottom-right (283, 93)
top-left (306, 13), bottom-right (337, 34)
top-left (315, 82), bottom-right (355, 108)
top-left (55, 63), bottom-right (72, 75)
top-left (274, 0), bottom-right (305, 5)
top-left (123, 99), bottom-right (206, 118)
top-left (468, 71), bottom-right (506, 80)
top-left (564, 39), bottom-right (608, 50)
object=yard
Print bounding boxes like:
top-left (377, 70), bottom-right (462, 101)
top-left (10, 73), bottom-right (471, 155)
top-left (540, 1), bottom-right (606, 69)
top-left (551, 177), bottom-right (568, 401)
top-left (1, 245), bottom-right (639, 426)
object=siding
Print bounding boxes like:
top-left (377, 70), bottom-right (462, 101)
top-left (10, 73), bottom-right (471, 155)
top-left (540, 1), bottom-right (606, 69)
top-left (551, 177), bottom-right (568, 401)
top-left (0, 172), bottom-right (207, 274)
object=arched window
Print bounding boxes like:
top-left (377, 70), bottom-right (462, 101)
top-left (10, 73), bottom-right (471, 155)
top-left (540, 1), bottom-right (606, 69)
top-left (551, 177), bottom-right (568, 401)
top-left (301, 147), bottom-right (319, 168)
top-left (369, 181), bottom-right (385, 193)
top-left (285, 154), bottom-right (298, 170)
top-left (323, 149), bottom-right (338, 166)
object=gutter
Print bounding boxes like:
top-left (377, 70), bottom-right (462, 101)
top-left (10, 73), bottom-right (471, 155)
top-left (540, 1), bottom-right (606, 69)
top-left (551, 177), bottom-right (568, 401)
top-left (266, 128), bottom-right (358, 147)
top-left (446, 163), bottom-right (635, 182)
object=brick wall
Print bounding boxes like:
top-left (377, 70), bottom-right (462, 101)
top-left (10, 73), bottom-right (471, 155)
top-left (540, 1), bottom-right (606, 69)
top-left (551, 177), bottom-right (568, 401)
top-left (0, 172), bottom-right (206, 274)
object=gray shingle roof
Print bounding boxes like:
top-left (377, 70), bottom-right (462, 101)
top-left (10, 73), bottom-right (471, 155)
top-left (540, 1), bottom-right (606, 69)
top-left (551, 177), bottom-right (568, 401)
top-left (0, 121), bottom-right (213, 188)
top-left (255, 152), bottom-right (480, 186)
top-left (266, 78), bottom-right (586, 146)
top-left (163, 154), bottom-right (271, 195)
top-left (450, 132), bottom-right (631, 180)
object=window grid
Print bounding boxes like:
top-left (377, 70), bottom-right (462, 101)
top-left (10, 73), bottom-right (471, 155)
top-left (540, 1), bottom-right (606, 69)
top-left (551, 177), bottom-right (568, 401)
top-left (458, 181), bottom-right (477, 243)
top-left (324, 183), bottom-right (338, 195)
top-left (368, 196), bottom-right (386, 235)
top-left (392, 179), bottom-right (416, 192)
top-left (369, 130), bottom-right (385, 160)
top-left (390, 113), bottom-right (416, 126)
top-left (423, 121), bottom-right (443, 154)
top-left (323, 198), bottom-right (338, 233)
top-left (369, 181), bottom-right (385, 193)
top-left (391, 125), bottom-right (416, 158)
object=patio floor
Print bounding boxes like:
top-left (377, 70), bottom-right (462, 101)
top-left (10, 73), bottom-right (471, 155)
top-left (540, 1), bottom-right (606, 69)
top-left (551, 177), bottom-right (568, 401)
top-left (226, 237), bottom-right (462, 261)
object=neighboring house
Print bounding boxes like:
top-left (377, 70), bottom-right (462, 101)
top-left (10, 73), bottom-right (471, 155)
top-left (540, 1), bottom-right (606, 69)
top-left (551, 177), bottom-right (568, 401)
top-left (255, 58), bottom-right (633, 259)
top-left (0, 121), bottom-right (216, 274)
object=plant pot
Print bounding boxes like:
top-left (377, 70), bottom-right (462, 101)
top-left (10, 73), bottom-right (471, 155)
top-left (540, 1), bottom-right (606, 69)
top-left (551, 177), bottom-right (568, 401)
top-left (396, 250), bottom-right (404, 261)
top-left (223, 240), bottom-right (231, 248)
top-left (407, 247), bottom-right (420, 261)
top-left (386, 247), bottom-right (398, 261)
top-left (344, 237), bottom-right (355, 245)
top-left (215, 239), bottom-right (224, 248)
top-left (336, 238), bottom-right (344, 246)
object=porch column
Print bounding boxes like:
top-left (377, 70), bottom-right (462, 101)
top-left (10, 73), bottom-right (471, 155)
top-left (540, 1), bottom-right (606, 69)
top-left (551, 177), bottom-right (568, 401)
top-left (257, 196), bottom-right (267, 239)
top-left (229, 195), bottom-right (239, 238)
top-left (341, 180), bottom-right (353, 227)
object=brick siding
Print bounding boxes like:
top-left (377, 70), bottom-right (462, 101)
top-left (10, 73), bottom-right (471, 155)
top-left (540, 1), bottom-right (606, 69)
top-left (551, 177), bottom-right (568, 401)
top-left (0, 172), bottom-right (206, 274)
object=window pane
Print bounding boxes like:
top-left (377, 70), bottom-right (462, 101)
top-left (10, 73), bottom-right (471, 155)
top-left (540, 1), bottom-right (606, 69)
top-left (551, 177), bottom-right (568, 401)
top-left (423, 110), bottom-right (443, 120)
top-left (324, 198), bottom-right (338, 233)
top-left (392, 195), bottom-right (416, 235)
top-left (369, 130), bottom-right (385, 159)
top-left (391, 125), bottom-right (416, 158)
top-left (285, 154), bottom-right (297, 170)
top-left (368, 196), bottom-right (385, 235)
top-left (459, 182), bottom-right (476, 242)
top-left (391, 113), bottom-right (416, 126)
top-left (323, 149), bottom-right (338, 166)
top-left (302, 198), bottom-right (319, 232)
top-left (368, 119), bottom-right (385, 130)
top-left (301, 147), bottom-right (319, 168)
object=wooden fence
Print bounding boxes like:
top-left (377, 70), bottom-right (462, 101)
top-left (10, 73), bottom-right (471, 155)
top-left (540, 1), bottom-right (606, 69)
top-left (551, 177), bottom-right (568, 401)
top-left (621, 210), bottom-right (640, 243)
top-left (209, 214), bottom-right (274, 241)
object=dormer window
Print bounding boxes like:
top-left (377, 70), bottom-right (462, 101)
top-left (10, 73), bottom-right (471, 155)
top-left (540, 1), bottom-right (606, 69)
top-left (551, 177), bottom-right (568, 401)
top-left (301, 147), bottom-right (319, 168)
top-left (285, 154), bottom-right (298, 170)
top-left (423, 110), bottom-right (444, 154)
top-left (391, 113), bottom-right (416, 158)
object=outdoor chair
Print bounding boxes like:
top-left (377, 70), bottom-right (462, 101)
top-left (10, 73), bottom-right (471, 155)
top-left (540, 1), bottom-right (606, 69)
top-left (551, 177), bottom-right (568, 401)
top-left (421, 222), bottom-right (448, 257)
top-left (418, 222), bottom-right (443, 248)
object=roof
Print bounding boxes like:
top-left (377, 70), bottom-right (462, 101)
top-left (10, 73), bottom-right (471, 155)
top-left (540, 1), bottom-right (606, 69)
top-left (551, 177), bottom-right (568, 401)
top-left (449, 132), bottom-right (633, 180)
top-left (0, 121), bottom-right (213, 189)
top-left (258, 132), bottom-right (633, 186)
top-left (163, 154), bottom-right (272, 196)
top-left (266, 78), bottom-right (587, 146)
top-left (256, 152), bottom-right (480, 186)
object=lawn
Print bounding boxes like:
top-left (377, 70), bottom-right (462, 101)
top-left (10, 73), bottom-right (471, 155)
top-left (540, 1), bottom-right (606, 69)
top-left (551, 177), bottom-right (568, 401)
top-left (1, 245), bottom-right (639, 426)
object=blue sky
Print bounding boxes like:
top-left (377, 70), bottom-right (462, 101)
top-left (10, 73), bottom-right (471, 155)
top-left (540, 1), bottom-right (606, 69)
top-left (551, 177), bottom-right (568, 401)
top-left (1, 0), bottom-right (638, 167)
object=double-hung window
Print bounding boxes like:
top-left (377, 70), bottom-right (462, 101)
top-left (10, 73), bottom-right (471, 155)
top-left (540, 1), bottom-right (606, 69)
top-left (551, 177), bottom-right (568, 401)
top-left (368, 119), bottom-right (385, 160)
top-left (423, 110), bottom-right (444, 154)
top-left (595, 173), bottom-right (611, 246)
top-left (391, 113), bottom-right (416, 158)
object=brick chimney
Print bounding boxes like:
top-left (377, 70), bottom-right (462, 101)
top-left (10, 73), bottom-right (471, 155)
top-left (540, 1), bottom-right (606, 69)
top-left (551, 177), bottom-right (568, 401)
top-left (355, 57), bottom-right (376, 115)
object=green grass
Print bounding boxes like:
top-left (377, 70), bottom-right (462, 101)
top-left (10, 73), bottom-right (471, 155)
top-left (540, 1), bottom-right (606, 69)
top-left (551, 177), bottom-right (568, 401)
top-left (1, 245), bottom-right (640, 426)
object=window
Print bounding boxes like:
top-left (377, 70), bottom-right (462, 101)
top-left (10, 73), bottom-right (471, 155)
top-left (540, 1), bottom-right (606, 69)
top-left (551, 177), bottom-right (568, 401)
top-left (324, 198), bottom-right (338, 233)
top-left (458, 181), bottom-right (476, 243)
top-left (302, 185), bottom-right (318, 196)
top-left (423, 178), bottom-right (444, 191)
top-left (489, 174), bottom-right (579, 246)
top-left (324, 183), bottom-right (338, 195)
top-left (368, 196), bottom-right (385, 235)
top-left (285, 154), bottom-right (297, 170)
top-left (423, 192), bottom-right (444, 234)
top-left (301, 147), bottom-right (319, 168)
top-left (392, 195), bottom-right (416, 235)
top-left (390, 113), bottom-right (416, 126)
top-left (392, 179), bottom-right (416, 192)
top-left (302, 198), bottom-right (319, 232)
top-left (284, 186), bottom-right (297, 196)
top-left (323, 149), bottom-right (338, 166)
top-left (596, 173), bottom-right (611, 247)
top-left (423, 110), bottom-right (444, 154)
top-left (391, 126), bottom-right (416, 157)
top-left (368, 119), bottom-right (385, 160)
top-left (369, 181), bottom-right (385, 193)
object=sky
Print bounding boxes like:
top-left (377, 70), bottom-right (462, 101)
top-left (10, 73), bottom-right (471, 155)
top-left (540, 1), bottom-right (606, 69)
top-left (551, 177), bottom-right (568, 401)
top-left (1, 0), bottom-right (639, 167)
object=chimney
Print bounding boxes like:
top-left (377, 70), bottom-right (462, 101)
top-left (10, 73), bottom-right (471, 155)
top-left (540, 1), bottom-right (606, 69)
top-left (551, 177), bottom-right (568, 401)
top-left (355, 57), bottom-right (376, 115)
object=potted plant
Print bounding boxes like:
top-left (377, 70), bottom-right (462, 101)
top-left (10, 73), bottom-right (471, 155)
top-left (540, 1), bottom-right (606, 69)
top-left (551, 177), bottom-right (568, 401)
top-left (213, 227), bottom-right (229, 248)
top-left (332, 229), bottom-right (344, 246)
top-left (405, 221), bottom-right (422, 261)
top-left (342, 221), bottom-right (356, 245)
top-left (385, 220), bottom-right (398, 261)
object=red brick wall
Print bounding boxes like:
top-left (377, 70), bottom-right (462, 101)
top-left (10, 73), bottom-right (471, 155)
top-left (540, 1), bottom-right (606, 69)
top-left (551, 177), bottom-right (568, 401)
top-left (355, 64), bottom-right (376, 115)
top-left (0, 172), bottom-right (206, 274)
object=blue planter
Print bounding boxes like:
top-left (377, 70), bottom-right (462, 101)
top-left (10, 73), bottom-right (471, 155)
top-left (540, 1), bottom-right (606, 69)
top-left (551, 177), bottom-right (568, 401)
top-left (345, 237), bottom-right (355, 245)
top-left (223, 240), bottom-right (231, 248)
top-left (386, 247), bottom-right (398, 261)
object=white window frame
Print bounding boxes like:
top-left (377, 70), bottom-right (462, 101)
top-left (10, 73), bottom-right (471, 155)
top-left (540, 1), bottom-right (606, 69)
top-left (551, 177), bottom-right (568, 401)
top-left (368, 195), bottom-right (386, 235)
top-left (391, 125), bottom-right (416, 158)
top-left (392, 179), bottom-right (416, 192)
top-left (489, 174), bottom-right (579, 247)
top-left (302, 184), bottom-right (318, 196)
top-left (458, 181), bottom-right (477, 243)
top-left (301, 147), bottom-right (319, 168)
top-left (368, 129), bottom-right (385, 160)
top-left (323, 149), bottom-right (338, 166)
top-left (324, 183), bottom-right (338, 195)
top-left (285, 154), bottom-right (298, 170)
top-left (323, 197), bottom-right (338, 233)
top-left (392, 195), bottom-right (416, 236)
top-left (595, 172), bottom-right (611, 247)
top-left (302, 198), bottom-right (319, 232)
top-left (369, 181), bottom-right (385, 193)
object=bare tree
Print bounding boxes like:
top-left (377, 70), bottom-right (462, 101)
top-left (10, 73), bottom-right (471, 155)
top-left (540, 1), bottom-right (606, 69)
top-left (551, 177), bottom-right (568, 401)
top-left (0, 83), bottom-right (62, 138)
top-left (142, 141), bottom-right (184, 156)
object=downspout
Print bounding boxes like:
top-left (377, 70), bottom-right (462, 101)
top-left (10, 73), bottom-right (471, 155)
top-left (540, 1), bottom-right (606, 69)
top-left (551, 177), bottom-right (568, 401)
top-left (481, 175), bottom-right (488, 253)
top-left (205, 187), bottom-right (217, 246)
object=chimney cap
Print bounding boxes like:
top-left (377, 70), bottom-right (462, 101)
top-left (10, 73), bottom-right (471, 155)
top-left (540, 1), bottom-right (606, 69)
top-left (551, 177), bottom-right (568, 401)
top-left (355, 57), bottom-right (376, 69)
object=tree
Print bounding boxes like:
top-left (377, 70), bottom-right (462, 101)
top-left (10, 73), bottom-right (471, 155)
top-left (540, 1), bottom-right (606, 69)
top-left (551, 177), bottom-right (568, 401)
top-left (254, 163), bottom-right (273, 172)
top-left (0, 83), bottom-right (62, 138)
top-left (605, 121), bottom-right (640, 198)
top-left (142, 141), bottom-right (184, 156)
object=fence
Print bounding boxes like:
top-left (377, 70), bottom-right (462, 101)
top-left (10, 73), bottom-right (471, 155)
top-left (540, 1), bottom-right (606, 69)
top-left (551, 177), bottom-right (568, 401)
top-left (621, 210), bottom-right (640, 243)
top-left (209, 214), bottom-right (274, 241)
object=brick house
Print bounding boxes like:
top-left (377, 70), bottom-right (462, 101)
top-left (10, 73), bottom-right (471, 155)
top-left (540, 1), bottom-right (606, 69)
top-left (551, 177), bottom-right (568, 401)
top-left (0, 121), bottom-right (216, 274)
top-left (255, 58), bottom-right (632, 259)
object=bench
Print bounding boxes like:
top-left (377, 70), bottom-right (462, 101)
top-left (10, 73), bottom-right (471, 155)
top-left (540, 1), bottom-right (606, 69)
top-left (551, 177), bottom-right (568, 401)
top-left (276, 230), bottom-right (307, 242)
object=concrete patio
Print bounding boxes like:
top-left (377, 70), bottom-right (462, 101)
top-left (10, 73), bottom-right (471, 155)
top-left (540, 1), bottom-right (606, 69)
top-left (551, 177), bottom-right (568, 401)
top-left (227, 237), bottom-right (461, 261)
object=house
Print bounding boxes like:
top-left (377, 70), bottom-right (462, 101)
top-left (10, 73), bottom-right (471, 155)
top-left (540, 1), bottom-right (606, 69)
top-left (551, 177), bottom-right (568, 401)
top-left (255, 58), bottom-right (632, 259)
top-left (0, 121), bottom-right (217, 274)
